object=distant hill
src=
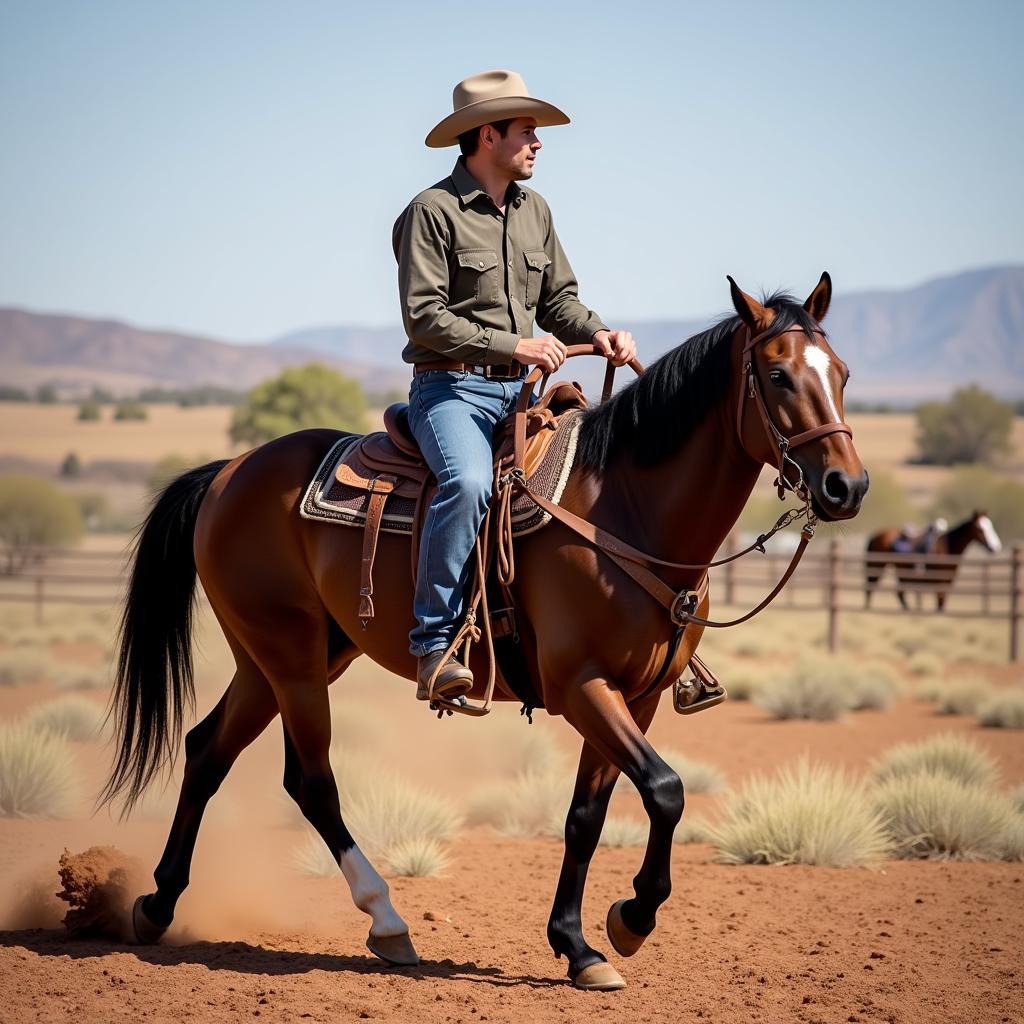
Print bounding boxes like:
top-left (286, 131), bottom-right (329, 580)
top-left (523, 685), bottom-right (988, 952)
top-left (0, 309), bottom-right (409, 398)
top-left (2, 266), bottom-right (1021, 401)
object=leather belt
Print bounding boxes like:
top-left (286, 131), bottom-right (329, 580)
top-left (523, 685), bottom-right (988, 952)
top-left (414, 359), bottom-right (523, 380)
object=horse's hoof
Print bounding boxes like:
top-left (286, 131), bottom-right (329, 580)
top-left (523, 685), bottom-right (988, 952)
top-left (366, 931), bottom-right (419, 966)
top-left (606, 899), bottom-right (647, 957)
top-left (132, 895), bottom-right (168, 945)
top-left (573, 961), bottom-right (627, 991)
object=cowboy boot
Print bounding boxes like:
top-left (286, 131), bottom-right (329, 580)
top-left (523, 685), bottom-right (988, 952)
top-left (416, 651), bottom-right (474, 702)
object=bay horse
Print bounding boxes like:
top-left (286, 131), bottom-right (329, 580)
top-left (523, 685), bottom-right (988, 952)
top-left (865, 511), bottom-right (1003, 610)
top-left (102, 273), bottom-right (866, 991)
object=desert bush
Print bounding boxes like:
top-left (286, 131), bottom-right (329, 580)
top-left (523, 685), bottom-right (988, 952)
top-left (848, 662), bottom-right (905, 711)
top-left (754, 656), bottom-right (857, 720)
top-left (674, 816), bottom-right (710, 844)
top-left (1010, 785), bottom-right (1024, 815)
top-left (914, 678), bottom-right (949, 703)
top-left (723, 664), bottom-right (762, 701)
top-left (54, 668), bottom-right (108, 692)
top-left (598, 816), bottom-right (648, 848)
top-left (874, 773), bottom-right (1021, 860)
top-left (113, 400), bottom-right (147, 421)
top-left (77, 400), bottom-right (101, 422)
top-left (977, 689), bottom-right (1024, 729)
top-left (936, 679), bottom-right (992, 716)
top-left (0, 649), bottom-right (50, 686)
top-left (871, 733), bottom-right (997, 789)
top-left (617, 748), bottom-right (725, 796)
top-left (290, 833), bottom-right (340, 877)
top-left (915, 385), bottom-right (1013, 465)
top-left (0, 476), bottom-right (84, 573)
top-left (706, 760), bottom-right (890, 867)
top-left (0, 721), bottom-right (79, 817)
top-left (26, 696), bottom-right (105, 741)
top-left (466, 765), bottom-right (569, 838)
top-left (383, 837), bottom-right (450, 877)
top-left (907, 652), bottom-right (944, 678)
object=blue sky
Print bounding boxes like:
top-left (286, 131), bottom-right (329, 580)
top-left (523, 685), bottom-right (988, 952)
top-left (1, 0), bottom-right (1022, 341)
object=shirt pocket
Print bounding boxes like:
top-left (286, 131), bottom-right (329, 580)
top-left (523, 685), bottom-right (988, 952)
top-left (455, 249), bottom-right (500, 307)
top-left (523, 249), bottom-right (552, 309)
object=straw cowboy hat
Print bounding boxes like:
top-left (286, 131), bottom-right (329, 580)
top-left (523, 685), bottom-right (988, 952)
top-left (425, 69), bottom-right (570, 148)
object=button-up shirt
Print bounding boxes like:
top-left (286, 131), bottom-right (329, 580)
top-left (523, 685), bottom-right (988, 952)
top-left (393, 159), bottom-right (608, 367)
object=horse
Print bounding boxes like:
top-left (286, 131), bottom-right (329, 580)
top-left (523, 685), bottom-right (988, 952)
top-left (865, 511), bottom-right (1002, 611)
top-left (102, 273), bottom-right (866, 992)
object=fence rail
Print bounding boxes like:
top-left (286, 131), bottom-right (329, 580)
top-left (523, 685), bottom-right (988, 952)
top-left (2, 541), bottom-right (1022, 661)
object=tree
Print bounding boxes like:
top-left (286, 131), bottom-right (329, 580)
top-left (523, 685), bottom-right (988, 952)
top-left (230, 363), bottom-right (369, 445)
top-left (60, 452), bottom-right (82, 478)
top-left (114, 399), bottom-right (147, 421)
top-left (915, 385), bottom-right (1013, 465)
top-left (36, 383), bottom-right (58, 404)
top-left (77, 399), bottom-right (102, 421)
top-left (0, 476), bottom-right (84, 573)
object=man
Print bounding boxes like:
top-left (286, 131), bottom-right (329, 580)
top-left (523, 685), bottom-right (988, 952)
top-left (394, 69), bottom-right (635, 702)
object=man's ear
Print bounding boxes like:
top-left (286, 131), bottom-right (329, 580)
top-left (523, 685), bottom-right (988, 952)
top-left (803, 271), bottom-right (832, 322)
top-left (727, 276), bottom-right (771, 331)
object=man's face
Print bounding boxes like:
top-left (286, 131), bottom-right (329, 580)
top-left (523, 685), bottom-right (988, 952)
top-left (489, 117), bottom-right (541, 180)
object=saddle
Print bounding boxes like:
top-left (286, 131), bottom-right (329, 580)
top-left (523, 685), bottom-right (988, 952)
top-left (300, 380), bottom-right (589, 626)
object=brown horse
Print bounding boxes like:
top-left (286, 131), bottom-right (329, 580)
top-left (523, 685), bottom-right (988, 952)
top-left (103, 273), bottom-right (866, 991)
top-left (865, 511), bottom-right (1003, 610)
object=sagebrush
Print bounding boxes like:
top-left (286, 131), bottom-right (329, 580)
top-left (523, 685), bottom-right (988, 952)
top-left (0, 721), bottom-right (79, 817)
top-left (871, 733), bottom-right (997, 788)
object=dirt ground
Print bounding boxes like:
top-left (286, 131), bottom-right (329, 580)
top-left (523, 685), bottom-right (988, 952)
top-left (2, 636), bottom-right (1023, 1024)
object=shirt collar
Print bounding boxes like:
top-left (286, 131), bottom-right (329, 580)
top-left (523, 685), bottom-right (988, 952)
top-left (451, 158), bottom-right (528, 210)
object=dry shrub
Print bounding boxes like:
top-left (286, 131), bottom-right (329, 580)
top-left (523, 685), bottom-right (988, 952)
top-left (723, 664), bottom-right (762, 702)
top-left (290, 833), bottom-right (340, 877)
top-left (0, 649), bottom-right (50, 686)
top-left (977, 689), bottom-right (1024, 729)
top-left (936, 679), bottom-right (993, 716)
top-left (465, 764), bottom-right (569, 838)
top-left (27, 696), bottom-right (105, 741)
top-left (874, 774), bottom-right (1022, 861)
top-left (383, 837), bottom-right (450, 877)
top-left (1010, 785), bottom-right (1024, 815)
top-left (754, 656), bottom-right (856, 721)
top-left (598, 816), bottom-right (648, 848)
top-left (706, 759), bottom-right (891, 867)
top-left (0, 721), bottom-right (79, 817)
top-left (54, 667), bottom-right (108, 691)
top-left (848, 663), bottom-right (905, 711)
top-left (907, 652), bottom-right (944, 678)
top-left (871, 733), bottom-right (997, 789)
top-left (674, 816), bottom-right (711, 844)
top-left (617, 749), bottom-right (725, 796)
top-left (914, 678), bottom-right (948, 703)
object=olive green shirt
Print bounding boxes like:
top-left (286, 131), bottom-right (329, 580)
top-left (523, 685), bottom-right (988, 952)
top-left (393, 159), bottom-right (608, 367)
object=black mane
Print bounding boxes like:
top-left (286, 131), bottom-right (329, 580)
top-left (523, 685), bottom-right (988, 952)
top-left (576, 291), bottom-right (824, 471)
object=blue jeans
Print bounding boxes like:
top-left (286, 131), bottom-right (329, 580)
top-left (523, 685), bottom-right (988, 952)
top-left (407, 369), bottom-right (524, 657)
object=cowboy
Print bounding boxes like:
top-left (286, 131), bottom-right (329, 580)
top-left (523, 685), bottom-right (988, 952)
top-left (394, 69), bottom-right (636, 702)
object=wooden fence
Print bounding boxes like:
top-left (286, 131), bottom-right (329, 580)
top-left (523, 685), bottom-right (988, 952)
top-left (2, 541), bottom-right (1022, 661)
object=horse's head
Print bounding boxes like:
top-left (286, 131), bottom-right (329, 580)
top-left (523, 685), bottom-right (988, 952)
top-left (727, 272), bottom-right (868, 522)
top-left (966, 510), bottom-right (1003, 553)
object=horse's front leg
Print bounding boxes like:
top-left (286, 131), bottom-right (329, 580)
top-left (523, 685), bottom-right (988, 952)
top-left (561, 681), bottom-right (682, 965)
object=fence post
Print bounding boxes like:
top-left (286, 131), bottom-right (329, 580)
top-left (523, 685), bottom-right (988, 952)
top-left (827, 538), bottom-right (840, 653)
top-left (982, 560), bottom-right (990, 615)
top-left (723, 532), bottom-right (737, 605)
top-left (1011, 544), bottom-right (1022, 663)
top-left (34, 577), bottom-right (44, 626)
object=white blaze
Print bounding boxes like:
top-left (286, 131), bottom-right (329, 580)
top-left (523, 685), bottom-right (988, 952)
top-left (802, 343), bottom-right (840, 423)
top-left (978, 515), bottom-right (1002, 553)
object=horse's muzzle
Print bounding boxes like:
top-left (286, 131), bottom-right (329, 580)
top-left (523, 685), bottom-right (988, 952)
top-left (814, 467), bottom-right (869, 521)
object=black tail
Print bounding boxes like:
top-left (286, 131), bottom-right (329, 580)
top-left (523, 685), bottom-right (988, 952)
top-left (100, 459), bottom-right (229, 817)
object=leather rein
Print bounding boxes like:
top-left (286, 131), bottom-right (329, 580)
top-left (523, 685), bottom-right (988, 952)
top-left (502, 325), bottom-right (854, 640)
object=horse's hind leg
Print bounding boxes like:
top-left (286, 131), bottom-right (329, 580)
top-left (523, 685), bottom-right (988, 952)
top-left (136, 650), bottom-right (279, 938)
top-left (264, 617), bottom-right (417, 966)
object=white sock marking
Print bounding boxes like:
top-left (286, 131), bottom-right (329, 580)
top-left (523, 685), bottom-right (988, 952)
top-left (339, 846), bottom-right (409, 938)
top-left (802, 343), bottom-right (840, 423)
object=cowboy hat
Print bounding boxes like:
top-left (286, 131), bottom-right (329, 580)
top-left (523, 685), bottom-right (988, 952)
top-left (425, 69), bottom-right (570, 149)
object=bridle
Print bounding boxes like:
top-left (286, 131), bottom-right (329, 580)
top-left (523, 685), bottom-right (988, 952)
top-left (737, 324), bottom-right (855, 503)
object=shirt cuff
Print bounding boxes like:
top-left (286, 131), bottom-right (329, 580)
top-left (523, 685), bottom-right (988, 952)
top-left (485, 329), bottom-right (521, 366)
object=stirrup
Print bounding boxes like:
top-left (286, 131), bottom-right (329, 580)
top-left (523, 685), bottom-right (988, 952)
top-left (673, 679), bottom-right (728, 715)
top-left (429, 694), bottom-right (491, 718)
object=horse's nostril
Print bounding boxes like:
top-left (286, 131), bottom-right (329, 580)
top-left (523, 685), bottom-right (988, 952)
top-left (823, 469), bottom-right (850, 505)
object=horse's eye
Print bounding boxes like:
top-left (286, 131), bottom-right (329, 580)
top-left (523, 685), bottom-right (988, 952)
top-left (768, 369), bottom-right (791, 389)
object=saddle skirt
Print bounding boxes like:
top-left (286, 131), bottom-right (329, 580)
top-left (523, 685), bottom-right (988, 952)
top-left (299, 381), bottom-right (587, 539)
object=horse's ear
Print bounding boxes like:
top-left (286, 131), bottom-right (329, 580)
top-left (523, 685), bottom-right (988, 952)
top-left (727, 276), bottom-right (770, 330)
top-left (803, 271), bottom-right (832, 322)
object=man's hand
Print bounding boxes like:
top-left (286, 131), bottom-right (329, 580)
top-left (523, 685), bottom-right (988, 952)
top-left (513, 335), bottom-right (568, 374)
top-left (593, 329), bottom-right (636, 367)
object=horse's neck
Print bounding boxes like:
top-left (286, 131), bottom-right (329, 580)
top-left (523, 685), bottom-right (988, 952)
top-left (568, 403), bottom-right (761, 581)
top-left (943, 524), bottom-right (972, 555)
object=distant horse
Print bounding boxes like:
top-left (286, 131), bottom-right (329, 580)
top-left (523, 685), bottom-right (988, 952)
top-left (865, 511), bottom-right (1002, 610)
top-left (102, 274), bottom-right (865, 991)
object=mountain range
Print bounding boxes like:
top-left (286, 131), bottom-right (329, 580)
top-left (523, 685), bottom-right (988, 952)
top-left (2, 265), bottom-right (1021, 402)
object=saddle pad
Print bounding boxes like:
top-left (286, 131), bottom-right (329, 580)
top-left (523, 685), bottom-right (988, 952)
top-left (299, 410), bottom-right (583, 537)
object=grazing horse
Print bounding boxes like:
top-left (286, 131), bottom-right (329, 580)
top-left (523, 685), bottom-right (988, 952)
top-left (103, 273), bottom-right (866, 991)
top-left (865, 511), bottom-right (1002, 611)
